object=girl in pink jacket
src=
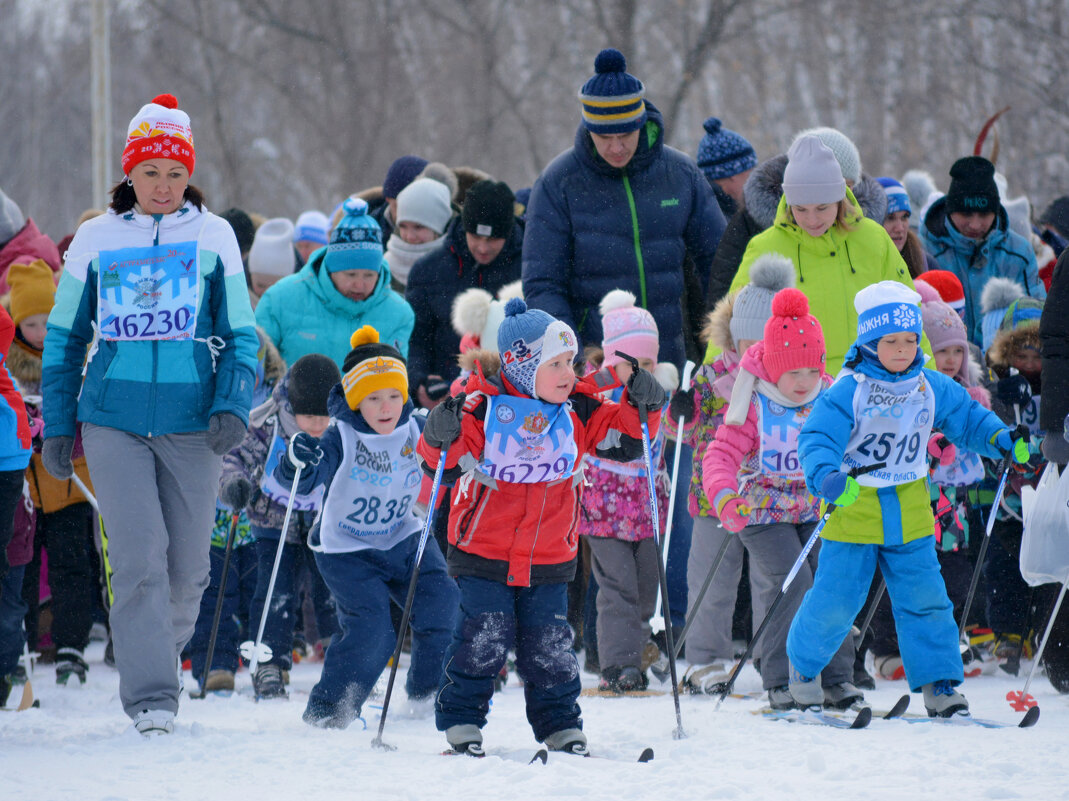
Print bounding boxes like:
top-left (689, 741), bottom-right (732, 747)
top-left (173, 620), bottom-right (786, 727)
top-left (702, 288), bottom-right (860, 711)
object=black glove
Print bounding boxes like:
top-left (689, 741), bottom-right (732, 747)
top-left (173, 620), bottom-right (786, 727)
top-left (626, 368), bottom-right (668, 413)
top-left (219, 476), bottom-right (253, 511)
top-left (668, 387), bottom-right (696, 423)
top-left (995, 374), bottom-right (1032, 407)
top-left (206, 413), bottom-right (247, 455)
top-left (424, 392), bottom-right (466, 450)
top-left (42, 436), bottom-right (74, 479)
top-left (287, 432), bottom-right (322, 470)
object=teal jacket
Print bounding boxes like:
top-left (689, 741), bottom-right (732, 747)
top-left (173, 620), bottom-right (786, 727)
top-left (43, 203), bottom-right (258, 439)
top-left (799, 346), bottom-right (1008, 545)
top-left (255, 247), bottom-right (414, 368)
top-left (920, 197), bottom-right (1045, 345)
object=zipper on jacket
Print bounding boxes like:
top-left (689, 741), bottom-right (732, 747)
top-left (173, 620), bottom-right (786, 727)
top-left (621, 174), bottom-right (648, 309)
top-left (457, 483), bottom-right (487, 542)
top-left (148, 214), bottom-right (163, 436)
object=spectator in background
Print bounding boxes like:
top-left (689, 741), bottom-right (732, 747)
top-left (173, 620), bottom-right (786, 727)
top-left (374, 155), bottom-right (429, 246)
top-left (406, 180), bottom-right (521, 408)
top-left (522, 48), bottom-right (724, 371)
top-left (247, 218), bottom-right (297, 307)
top-left (920, 156), bottom-right (1044, 346)
top-left (385, 178), bottom-right (454, 293)
top-left (256, 197), bottom-right (414, 368)
top-left (219, 207), bottom-right (256, 265)
top-left (696, 116), bottom-right (757, 220)
top-left (0, 188), bottom-right (61, 293)
top-left (293, 210), bottom-right (330, 266)
top-left (876, 177), bottom-right (937, 278)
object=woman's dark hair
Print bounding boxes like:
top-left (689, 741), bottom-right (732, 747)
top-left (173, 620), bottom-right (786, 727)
top-left (109, 180), bottom-right (205, 214)
top-left (900, 229), bottom-right (928, 279)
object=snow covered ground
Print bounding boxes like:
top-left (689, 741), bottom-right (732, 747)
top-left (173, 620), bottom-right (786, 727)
top-left (3, 641), bottom-right (1066, 801)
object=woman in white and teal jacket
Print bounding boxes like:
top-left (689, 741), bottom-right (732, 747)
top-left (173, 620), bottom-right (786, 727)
top-left (787, 281), bottom-right (1027, 718)
top-left (40, 94), bottom-right (258, 736)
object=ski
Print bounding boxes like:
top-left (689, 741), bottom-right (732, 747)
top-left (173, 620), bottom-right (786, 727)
top-left (881, 694), bottom-right (911, 719)
top-left (549, 746), bottom-right (655, 762)
top-left (440, 745), bottom-right (549, 764)
top-left (891, 705), bottom-right (1039, 729)
top-left (580, 687), bottom-right (667, 698)
top-left (757, 705), bottom-right (872, 729)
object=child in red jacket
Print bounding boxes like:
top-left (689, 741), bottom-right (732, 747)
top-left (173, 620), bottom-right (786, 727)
top-left (418, 298), bottom-right (666, 756)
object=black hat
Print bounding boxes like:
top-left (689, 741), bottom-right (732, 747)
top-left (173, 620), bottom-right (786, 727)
top-left (462, 180), bottom-right (515, 240)
top-left (287, 354), bottom-right (341, 416)
top-left (1040, 195), bottom-right (1069, 237)
top-left (220, 207), bottom-right (256, 255)
top-left (945, 156), bottom-right (999, 216)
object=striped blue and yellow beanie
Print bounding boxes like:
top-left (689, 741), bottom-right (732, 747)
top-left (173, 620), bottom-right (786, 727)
top-left (577, 49), bottom-right (647, 135)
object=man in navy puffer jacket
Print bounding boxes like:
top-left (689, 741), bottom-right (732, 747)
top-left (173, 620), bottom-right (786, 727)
top-left (521, 49), bottom-right (725, 369)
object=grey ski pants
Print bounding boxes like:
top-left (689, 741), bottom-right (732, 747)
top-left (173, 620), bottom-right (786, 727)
top-left (586, 536), bottom-right (659, 670)
top-left (82, 424), bottom-right (222, 718)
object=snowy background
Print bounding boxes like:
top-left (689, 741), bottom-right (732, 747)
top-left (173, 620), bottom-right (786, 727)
top-left (3, 641), bottom-right (1066, 801)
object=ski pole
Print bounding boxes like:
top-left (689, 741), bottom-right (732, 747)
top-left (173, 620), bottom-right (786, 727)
top-left (650, 360), bottom-right (695, 636)
top-left (957, 428), bottom-right (1027, 643)
top-left (16, 626), bottom-right (36, 711)
top-left (192, 512), bottom-right (241, 700)
top-left (855, 576), bottom-right (886, 648)
top-left (1007, 573), bottom-right (1069, 711)
top-left (617, 351), bottom-right (685, 739)
top-left (70, 472), bottom-right (99, 515)
top-left (241, 462), bottom-right (304, 681)
top-left (673, 530), bottom-right (733, 660)
top-left (71, 471), bottom-right (114, 607)
top-left (372, 450), bottom-right (450, 750)
top-left (712, 461), bottom-right (887, 709)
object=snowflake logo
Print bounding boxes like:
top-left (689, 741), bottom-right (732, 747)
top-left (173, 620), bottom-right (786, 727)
top-left (891, 304), bottom-right (918, 330)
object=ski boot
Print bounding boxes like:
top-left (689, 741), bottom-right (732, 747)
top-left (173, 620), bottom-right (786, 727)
top-left (133, 708), bottom-right (175, 736)
top-left (767, 685), bottom-right (795, 710)
top-left (787, 662), bottom-right (823, 710)
top-left (253, 663), bottom-right (289, 700)
top-left (823, 680), bottom-right (867, 710)
top-left (681, 661), bottom-right (732, 695)
top-left (598, 665), bottom-right (647, 693)
top-left (445, 724), bottom-right (484, 756)
top-left (202, 669), bottom-right (235, 693)
top-left (544, 727), bottom-right (588, 756)
top-left (922, 680), bottom-right (968, 717)
top-left (874, 654), bottom-right (904, 680)
top-left (991, 633), bottom-right (1024, 677)
top-left (55, 648), bottom-right (88, 685)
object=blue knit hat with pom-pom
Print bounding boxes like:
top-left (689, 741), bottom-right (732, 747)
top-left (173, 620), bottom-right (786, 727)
top-left (578, 49), bottom-right (647, 135)
top-left (697, 117), bottom-right (757, 182)
top-left (325, 197), bottom-right (383, 275)
top-left (497, 298), bottom-right (578, 398)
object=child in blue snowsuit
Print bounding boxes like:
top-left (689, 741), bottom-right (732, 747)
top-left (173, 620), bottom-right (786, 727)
top-left (788, 281), bottom-right (1029, 717)
top-left (278, 325), bottom-right (459, 729)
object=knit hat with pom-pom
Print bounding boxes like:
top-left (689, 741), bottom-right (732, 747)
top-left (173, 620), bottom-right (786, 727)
top-left (122, 93), bottom-right (196, 176)
top-left (730, 253), bottom-right (797, 347)
top-left (916, 279), bottom-right (969, 362)
top-left (325, 197), bottom-right (384, 275)
top-left (917, 270), bottom-right (965, 314)
top-left (287, 354), bottom-right (342, 417)
top-left (599, 289), bottom-right (659, 369)
top-left (761, 288), bottom-right (827, 382)
top-left (696, 117), bottom-right (757, 182)
top-left (342, 325), bottom-right (408, 410)
top-left (578, 49), bottom-right (647, 135)
top-left (497, 298), bottom-right (577, 398)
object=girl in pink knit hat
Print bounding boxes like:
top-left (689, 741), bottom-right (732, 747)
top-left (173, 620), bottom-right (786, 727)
top-left (580, 289), bottom-right (676, 694)
top-left (701, 288), bottom-right (862, 711)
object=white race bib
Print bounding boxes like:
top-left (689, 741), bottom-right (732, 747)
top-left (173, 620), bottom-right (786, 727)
top-left (97, 241), bottom-right (199, 341)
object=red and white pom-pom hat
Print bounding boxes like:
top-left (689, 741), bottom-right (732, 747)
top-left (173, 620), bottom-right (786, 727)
top-left (121, 93), bottom-right (196, 177)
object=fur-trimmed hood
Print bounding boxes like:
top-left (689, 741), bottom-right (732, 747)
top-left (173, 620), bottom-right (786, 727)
top-left (703, 290), bottom-right (737, 352)
top-left (741, 154), bottom-right (888, 230)
top-left (458, 348), bottom-right (501, 380)
top-left (986, 324), bottom-right (1040, 373)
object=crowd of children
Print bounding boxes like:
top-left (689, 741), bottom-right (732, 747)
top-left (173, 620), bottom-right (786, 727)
top-left (0, 52), bottom-right (1065, 754)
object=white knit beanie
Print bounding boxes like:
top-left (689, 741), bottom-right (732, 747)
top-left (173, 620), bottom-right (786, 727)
top-left (782, 136), bottom-right (847, 206)
top-left (248, 217), bottom-right (297, 277)
top-left (396, 178), bottom-right (453, 235)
